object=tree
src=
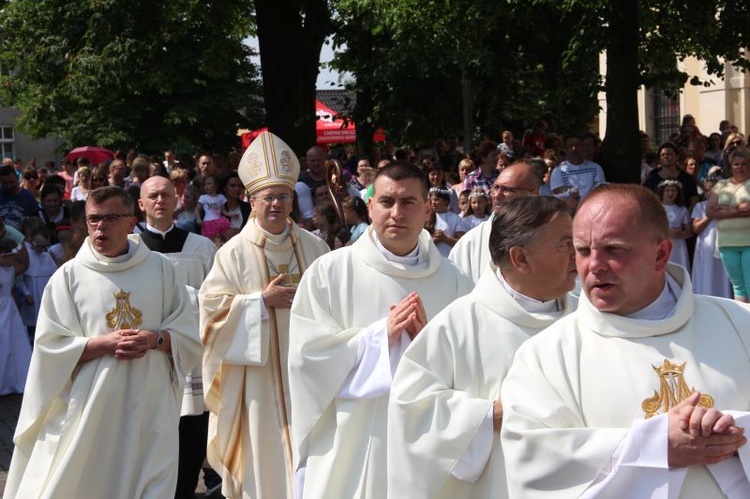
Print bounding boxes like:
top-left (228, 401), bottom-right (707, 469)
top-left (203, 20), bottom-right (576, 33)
top-left (331, 0), bottom-right (600, 154)
top-left (254, 0), bottom-right (334, 155)
top-left (0, 0), bottom-right (262, 153)
top-left (527, 0), bottom-right (750, 183)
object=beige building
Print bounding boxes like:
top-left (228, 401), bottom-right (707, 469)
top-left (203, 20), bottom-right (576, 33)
top-left (598, 54), bottom-right (750, 145)
top-left (0, 107), bottom-right (62, 165)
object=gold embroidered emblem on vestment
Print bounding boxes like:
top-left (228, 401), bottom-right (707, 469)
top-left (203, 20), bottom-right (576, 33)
top-left (105, 290), bottom-right (143, 329)
top-left (641, 359), bottom-right (714, 418)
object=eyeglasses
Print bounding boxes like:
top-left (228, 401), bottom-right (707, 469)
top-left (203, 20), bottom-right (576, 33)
top-left (729, 141), bottom-right (742, 147)
top-left (85, 213), bottom-right (132, 225)
top-left (252, 194), bottom-right (293, 204)
top-left (490, 184), bottom-right (534, 196)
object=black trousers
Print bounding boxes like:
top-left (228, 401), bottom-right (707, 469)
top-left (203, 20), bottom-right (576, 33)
top-left (174, 411), bottom-right (209, 499)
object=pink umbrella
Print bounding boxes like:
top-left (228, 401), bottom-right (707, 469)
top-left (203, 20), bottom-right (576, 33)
top-left (65, 146), bottom-right (115, 165)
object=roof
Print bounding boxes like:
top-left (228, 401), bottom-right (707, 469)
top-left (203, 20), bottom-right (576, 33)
top-left (316, 89), bottom-right (356, 116)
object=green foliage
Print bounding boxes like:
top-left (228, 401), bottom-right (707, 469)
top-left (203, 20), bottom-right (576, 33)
top-left (0, 0), bottom-right (263, 153)
top-left (331, 0), bottom-right (601, 149)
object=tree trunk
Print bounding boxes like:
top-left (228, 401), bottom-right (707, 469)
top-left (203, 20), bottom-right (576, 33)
top-left (600, 0), bottom-right (641, 184)
top-left (254, 0), bottom-right (330, 156)
top-left (462, 72), bottom-right (473, 154)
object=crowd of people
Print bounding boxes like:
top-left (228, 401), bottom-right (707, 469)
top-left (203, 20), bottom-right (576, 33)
top-left (0, 114), bottom-right (749, 498)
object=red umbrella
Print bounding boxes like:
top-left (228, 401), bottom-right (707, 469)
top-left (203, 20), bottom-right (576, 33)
top-left (65, 146), bottom-right (115, 165)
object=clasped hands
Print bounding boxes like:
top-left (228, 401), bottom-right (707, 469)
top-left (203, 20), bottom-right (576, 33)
top-left (668, 391), bottom-right (746, 467)
top-left (386, 292), bottom-right (427, 346)
top-left (111, 328), bottom-right (156, 360)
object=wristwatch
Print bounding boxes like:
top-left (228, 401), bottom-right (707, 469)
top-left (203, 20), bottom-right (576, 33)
top-left (152, 330), bottom-right (164, 349)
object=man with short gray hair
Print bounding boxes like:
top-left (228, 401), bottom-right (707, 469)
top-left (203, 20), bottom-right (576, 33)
top-left (449, 162), bottom-right (540, 283)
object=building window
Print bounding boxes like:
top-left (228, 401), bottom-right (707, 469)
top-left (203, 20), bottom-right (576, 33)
top-left (0, 126), bottom-right (15, 159)
top-left (652, 89), bottom-right (680, 147)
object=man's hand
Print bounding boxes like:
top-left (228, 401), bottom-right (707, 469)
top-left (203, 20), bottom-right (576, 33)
top-left (493, 399), bottom-right (503, 431)
top-left (668, 392), bottom-right (746, 467)
top-left (80, 328), bottom-right (146, 364)
top-left (386, 292), bottom-right (427, 344)
top-left (262, 273), bottom-right (297, 309)
top-left (115, 329), bottom-right (156, 360)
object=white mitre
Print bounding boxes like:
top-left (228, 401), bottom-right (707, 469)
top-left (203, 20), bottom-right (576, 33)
top-left (238, 131), bottom-right (300, 195)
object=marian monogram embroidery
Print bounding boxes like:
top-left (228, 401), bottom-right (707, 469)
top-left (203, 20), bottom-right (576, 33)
top-left (105, 290), bottom-right (143, 329)
top-left (641, 359), bottom-right (714, 418)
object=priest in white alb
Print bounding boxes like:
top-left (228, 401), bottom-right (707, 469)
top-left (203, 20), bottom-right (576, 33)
top-left (501, 184), bottom-right (750, 498)
top-left (199, 132), bottom-right (329, 499)
top-left (388, 196), bottom-right (578, 499)
top-left (449, 162), bottom-right (539, 282)
top-left (288, 162), bottom-right (473, 499)
top-left (5, 186), bottom-right (202, 499)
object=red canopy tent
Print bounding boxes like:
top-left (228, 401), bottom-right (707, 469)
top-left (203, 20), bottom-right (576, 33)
top-left (241, 100), bottom-right (385, 150)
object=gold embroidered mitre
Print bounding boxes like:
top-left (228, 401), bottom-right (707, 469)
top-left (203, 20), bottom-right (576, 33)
top-left (641, 359), bottom-right (714, 418)
top-left (238, 131), bottom-right (300, 196)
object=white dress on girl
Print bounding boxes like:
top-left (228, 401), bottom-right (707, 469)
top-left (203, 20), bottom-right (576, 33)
top-left (458, 214), bottom-right (489, 234)
top-left (0, 265), bottom-right (32, 395)
top-left (664, 203), bottom-right (690, 273)
top-left (18, 243), bottom-right (58, 329)
top-left (434, 211), bottom-right (463, 257)
top-left (691, 201), bottom-right (732, 298)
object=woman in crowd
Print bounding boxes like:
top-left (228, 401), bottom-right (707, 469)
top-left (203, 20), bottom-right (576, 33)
top-left (20, 167), bottom-right (41, 201)
top-left (708, 148), bottom-right (750, 302)
top-left (705, 132), bottom-right (723, 164)
top-left (90, 164), bottom-right (109, 190)
top-left (426, 162), bottom-right (459, 213)
top-left (719, 132), bottom-right (745, 175)
top-left (38, 184), bottom-right (69, 244)
top-left (644, 142), bottom-right (699, 210)
top-left (70, 166), bottom-right (92, 201)
top-left (222, 172), bottom-right (251, 232)
top-left (453, 158), bottom-right (476, 195)
top-left (691, 174), bottom-right (732, 298)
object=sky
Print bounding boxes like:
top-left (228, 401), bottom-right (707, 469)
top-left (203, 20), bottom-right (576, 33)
top-left (246, 37), bottom-right (349, 89)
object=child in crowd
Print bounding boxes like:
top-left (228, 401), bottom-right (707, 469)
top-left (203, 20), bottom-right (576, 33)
top-left (18, 224), bottom-right (57, 342)
top-left (425, 187), bottom-right (462, 257)
top-left (196, 175), bottom-right (230, 239)
top-left (691, 175), bottom-right (733, 298)
top-left (358, 167), bottom-right (376, 202)
top-left (48, 224), bottom-right (72, 266)
top-left (312, 203), bottom-right (343, 250)
top-left (658, 180), bottom-right (692, 272)
top-left (458, 188), bottom-right (490, 234)
top-left (342, 196), bottom-right (369, 244)
top-left (457, 189), bottom-right (471, 218)
top-left (176, 184), bottom-right (199, 233)
top-left (0, 238), bottom-right (32, 395)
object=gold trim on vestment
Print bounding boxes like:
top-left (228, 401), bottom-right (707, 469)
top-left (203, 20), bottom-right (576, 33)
top-left (642, 359), bottom-right (715, 418)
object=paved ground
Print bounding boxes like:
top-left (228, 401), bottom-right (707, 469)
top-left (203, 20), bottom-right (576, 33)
top-left (0, 394), bottom-right (22, 498)
top-left (0, 394), bottom-right (221, 498)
